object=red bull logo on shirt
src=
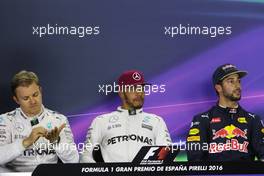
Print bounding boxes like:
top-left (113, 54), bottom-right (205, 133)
top-left (209, 139), bottom-right (249, 153)
top-left (210, 124), bottom-right (248, 153)
top-left (212, 124), bottom-right (247, 140)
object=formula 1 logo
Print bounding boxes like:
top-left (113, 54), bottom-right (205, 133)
top-left (139, 146), bottom-right (171, 164)
top-left (212, 124), bottom-right (247, 140)
top-left (143, 147), bottom-right (159, 160)
top-left (143, 147), bottom-right (171, 160)
top-left (132, 146), bottom-right (177, 165)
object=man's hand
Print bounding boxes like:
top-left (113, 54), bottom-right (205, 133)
top-left (22, 127), bottom-right (47, 148)
top-left (45, 123), bottom-right (66, 143)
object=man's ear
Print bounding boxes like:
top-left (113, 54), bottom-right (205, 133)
top-left (118, 92), bottom-right (127, 107)
top-left (39, 86), bottom-right (42, 93)
top-left (215, 84), bottom-right (222, 94)
top-left (13, 95), bottom-right (20, 105)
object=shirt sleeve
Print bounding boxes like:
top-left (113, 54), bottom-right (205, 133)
top-left (54, 115), bottom-right (79, 163)
top-left (250, 115), bottom-right (264, 160)
top-left (80, 117), bottom-right (102, 163)
top-left (186, 114), bottom-right (209, 161)
top-left (154, 116), bottom-right (172, 146)
top-left (0, 115), bottom-right (25, 165)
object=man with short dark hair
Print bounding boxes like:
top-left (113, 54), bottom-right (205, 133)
top-left (187, 64), bottom-right (264, 161)
top-left (0, 70), bottom-right (79, 172)
top-left (80, 70), bottom-right (171, 163)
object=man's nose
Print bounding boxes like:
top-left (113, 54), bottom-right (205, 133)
top-left (235, 81), bottom-right (241, 89)
top-left (29, 97), bottom-right (36, 104)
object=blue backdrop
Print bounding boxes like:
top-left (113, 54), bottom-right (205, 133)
top-left (0, 0), bottom-right (264, 168)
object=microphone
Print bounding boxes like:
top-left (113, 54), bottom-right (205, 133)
top-left (30, 118), bottom-right (39, 126)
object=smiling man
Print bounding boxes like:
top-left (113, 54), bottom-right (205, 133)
top-left (80, 70), bottom-right (171, 163)
top-left (0, 70), bottom-right (79, 172)
top-left (187, 64), bottom-right (264, 161)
